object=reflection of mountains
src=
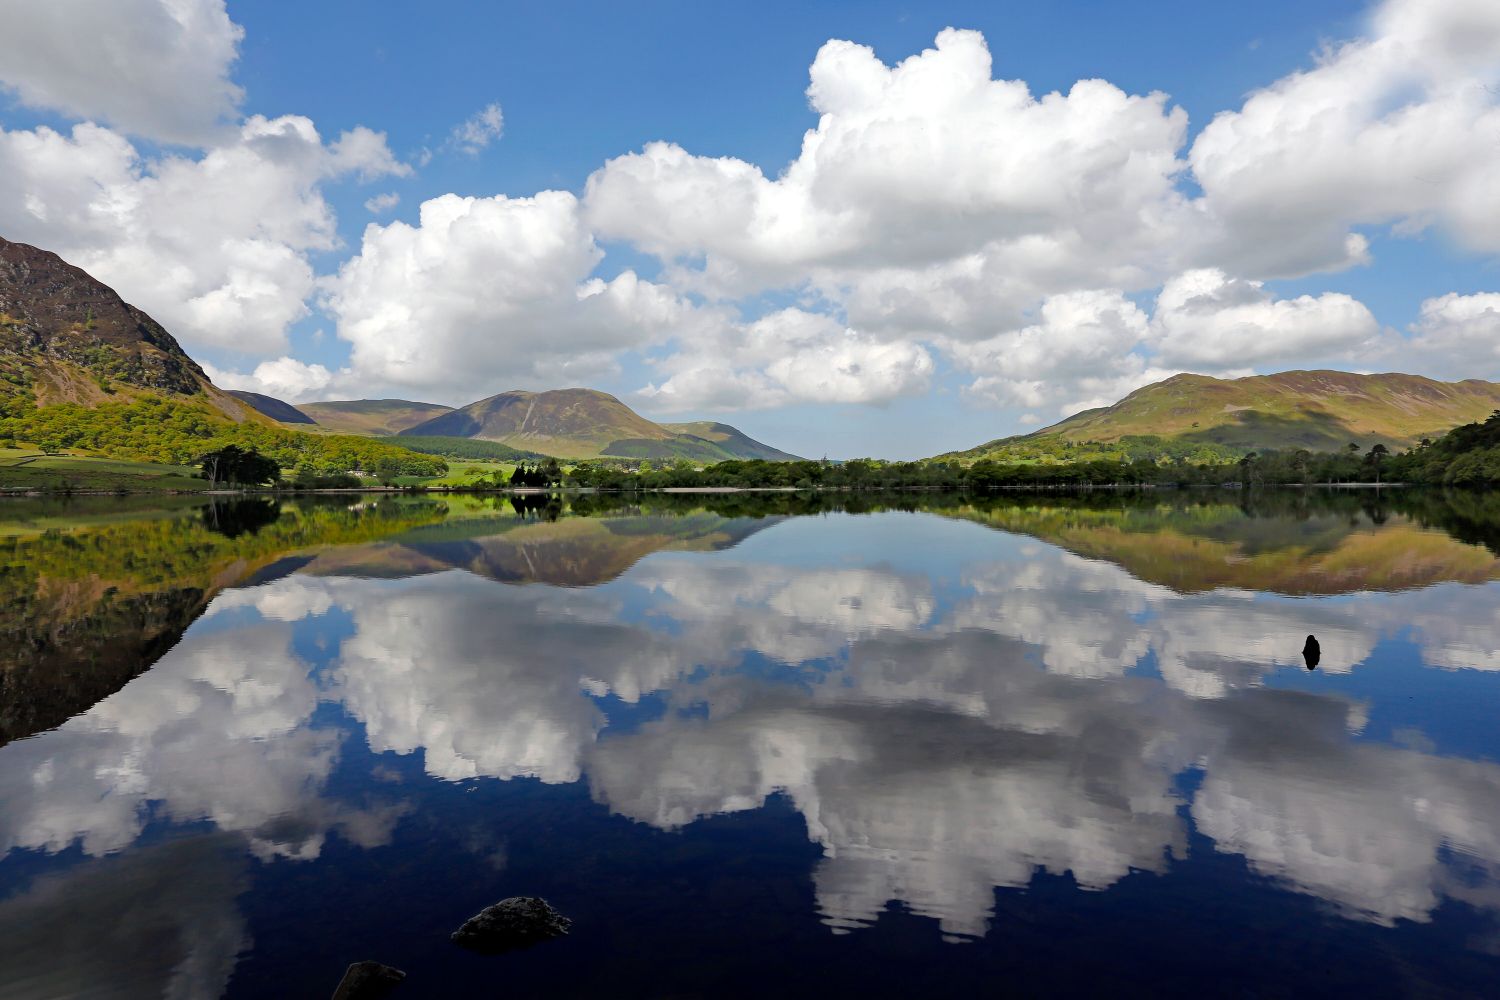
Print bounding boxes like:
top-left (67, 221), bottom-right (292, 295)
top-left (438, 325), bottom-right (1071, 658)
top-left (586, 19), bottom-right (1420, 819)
top-left (0, 499), bottom-right (445, 745)
top-left (953, 499), bottom-right (1500, 595)
top-left (301, 512), bottom-right (783, 587)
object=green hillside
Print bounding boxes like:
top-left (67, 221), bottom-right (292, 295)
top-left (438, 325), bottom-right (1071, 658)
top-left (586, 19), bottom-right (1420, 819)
top-left (386, 435), bottom-right (547, 462)
top-left (296, 398), bottom-right (455, 435)
top-left (659, 421), bottom-right (802, 461)
top-left (945, 371), bottom-right (1500, 463)
top-left (401, 387), bottom-right (799, 461)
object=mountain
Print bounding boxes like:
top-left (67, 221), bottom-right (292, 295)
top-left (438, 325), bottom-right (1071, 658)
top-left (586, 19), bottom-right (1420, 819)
top-left (227, 390), bottom-right (315, 424)
top-left (659, 421), bottom-right (801, 462)
top-left (401, 388), bottom-right (799, 461)
top-left (948, 371), bottom-right (1500, 460)
top-left (296, 399), bottom-right (454, 436)
top-left (0, 236), bottom-right (249, 419)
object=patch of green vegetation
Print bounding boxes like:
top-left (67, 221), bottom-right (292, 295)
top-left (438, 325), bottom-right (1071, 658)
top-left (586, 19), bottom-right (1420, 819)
top-left (401, 459), bottom-right (519, 488)
top-left (601, 436), bottom-right (740, 463)
top-left (390, 435), bottom-right (546, 462)
top-left (0, 450), bottom-right (207, 493)
top-left (1387, 411), bottom-right (1500, 487)
top-left (0, 392), bottom-right (447, 480)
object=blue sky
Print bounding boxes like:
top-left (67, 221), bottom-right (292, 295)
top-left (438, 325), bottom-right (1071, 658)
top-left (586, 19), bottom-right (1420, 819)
top-left (1, 0), bottom-right (1498, 458)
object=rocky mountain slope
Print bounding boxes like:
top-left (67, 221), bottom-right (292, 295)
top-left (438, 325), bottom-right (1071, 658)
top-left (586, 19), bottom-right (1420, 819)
top-left (0, 236), bottom-right (250, 419)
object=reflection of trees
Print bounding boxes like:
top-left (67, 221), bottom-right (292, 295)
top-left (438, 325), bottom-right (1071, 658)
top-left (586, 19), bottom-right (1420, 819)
top-left (0, 498), bottom-right (445, 744)
top-left (1396, 490), bottom-right (1500, 556)
top-left (200, 497), bottom-right (282, 538)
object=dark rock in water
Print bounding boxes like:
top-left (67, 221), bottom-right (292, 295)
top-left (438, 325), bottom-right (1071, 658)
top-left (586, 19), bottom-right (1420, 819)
top-left (451, 896), bottom-right (573, 955)
top-left (1303, 634), bottom-right (1321, 671)
top-left (331, 961), bottom-right (406, 1000)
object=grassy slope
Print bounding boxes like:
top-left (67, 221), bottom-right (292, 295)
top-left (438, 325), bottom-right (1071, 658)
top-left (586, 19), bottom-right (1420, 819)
top-left (399, 459), bottom-right (518, 488)
top-left (0, 448), bottom-right (206, 492)
top-left (298, 399), bottom-right (454, 436)
top-left (948, 371), bottom-right (1500, 461)
top-left (656, 421), bottom-right (803, 461)
top-left (390, 435), bottom-right (546, 461)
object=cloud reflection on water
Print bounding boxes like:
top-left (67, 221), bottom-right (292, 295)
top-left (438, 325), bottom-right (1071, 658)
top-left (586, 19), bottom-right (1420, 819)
top-left (3, 508), bottom-right (1500, 956)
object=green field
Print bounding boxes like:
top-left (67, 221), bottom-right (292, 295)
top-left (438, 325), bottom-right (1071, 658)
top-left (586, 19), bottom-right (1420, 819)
top-left (400, 459), bottom-right (519, 488)
top-left (0, 448), bottom-right (207, 492)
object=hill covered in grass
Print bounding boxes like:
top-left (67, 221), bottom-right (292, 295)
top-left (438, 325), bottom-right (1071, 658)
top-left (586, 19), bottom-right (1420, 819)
top-left (944, 371), bottom-right (1500, 463)
top-left (401, 387), bottom-right (800, 461)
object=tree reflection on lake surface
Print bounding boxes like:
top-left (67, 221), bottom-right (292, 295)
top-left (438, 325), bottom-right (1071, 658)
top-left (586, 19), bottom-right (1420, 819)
top-left (3, 490), bottom-right (1500, 997)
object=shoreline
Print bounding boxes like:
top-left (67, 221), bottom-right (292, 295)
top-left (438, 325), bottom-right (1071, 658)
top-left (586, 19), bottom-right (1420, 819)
top-left (0, 481), bottom-right (1412, 499)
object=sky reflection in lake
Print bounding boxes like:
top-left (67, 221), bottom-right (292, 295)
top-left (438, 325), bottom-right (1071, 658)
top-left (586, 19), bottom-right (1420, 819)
top-left (3, 494), bottom-right (1500, 997)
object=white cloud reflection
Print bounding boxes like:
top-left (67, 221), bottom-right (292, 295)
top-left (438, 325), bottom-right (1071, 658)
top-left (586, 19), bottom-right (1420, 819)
top-left (4, 508), bottom-right (1500, 950)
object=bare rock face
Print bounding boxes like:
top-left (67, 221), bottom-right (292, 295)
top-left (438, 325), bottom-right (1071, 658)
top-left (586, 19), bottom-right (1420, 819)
top-left (331, 960), bottom-right (406, 1000)
top-left (450, 896), bottom-right (572, 955)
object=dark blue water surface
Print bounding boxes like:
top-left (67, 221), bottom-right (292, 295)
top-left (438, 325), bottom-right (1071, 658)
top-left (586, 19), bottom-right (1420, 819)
top-left (4, 491), bottom-right (1500, 998)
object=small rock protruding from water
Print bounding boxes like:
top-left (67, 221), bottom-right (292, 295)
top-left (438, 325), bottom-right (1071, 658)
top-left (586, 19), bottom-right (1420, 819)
top-left (331, 960), bottom-right (406, 1000)
top-left (451, 896), bottom-right (573, 955)
top-left (1303, 634), bottom-right (1321, 671)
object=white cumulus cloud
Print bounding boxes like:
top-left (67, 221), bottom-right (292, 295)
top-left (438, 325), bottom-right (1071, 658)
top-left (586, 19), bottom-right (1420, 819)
top-left (641, 308), bottom-right (934, 412)
top-left (584, 28), bottom-right (1192, 309)
top-left (0, 115), bottom-right (408, 356)
top-left (1406, 292), bottom-right (1500, 378)
top-left (1149, 269), bottom-right (1381, 368)
top-left (1190, 0), bottom-right (1500, 276)
top-left (0, 0), bottom-right (244, 145)
top-left (325, 190), bottom-right (694, 400)
top-left (202, 356), bottom-right (337, 402)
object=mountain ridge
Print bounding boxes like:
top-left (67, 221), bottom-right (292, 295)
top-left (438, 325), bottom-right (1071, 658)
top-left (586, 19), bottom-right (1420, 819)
top-left (400, 387), bottom-right (800, 461)
top-left (294, 398), bottom-right (454, 436)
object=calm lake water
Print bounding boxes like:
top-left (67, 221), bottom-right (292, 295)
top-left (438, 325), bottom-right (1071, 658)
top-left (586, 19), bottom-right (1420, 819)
top-left (3, 490), bottom-right (1500, 998)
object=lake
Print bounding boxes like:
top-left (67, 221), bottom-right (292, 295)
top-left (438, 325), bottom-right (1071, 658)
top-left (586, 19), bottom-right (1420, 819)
top-left (3, 489), bottom-right (1500, 998)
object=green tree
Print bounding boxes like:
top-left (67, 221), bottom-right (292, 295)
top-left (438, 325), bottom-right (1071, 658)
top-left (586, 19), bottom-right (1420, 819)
top-left (199, 445), bottom-right (280, 486)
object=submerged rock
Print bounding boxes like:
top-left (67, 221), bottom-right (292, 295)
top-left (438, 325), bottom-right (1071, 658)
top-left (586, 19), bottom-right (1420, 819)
top-left (451, 896), bottom-right (573, 955)
top-left (331, 961), bottom-right (406, 1000)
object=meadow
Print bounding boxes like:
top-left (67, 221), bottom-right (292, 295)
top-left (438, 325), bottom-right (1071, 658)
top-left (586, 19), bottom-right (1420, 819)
top-left (0, 448), bottom-right (206, 492)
